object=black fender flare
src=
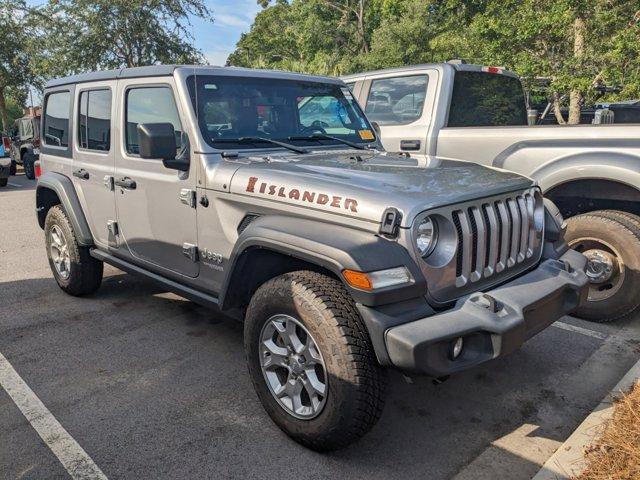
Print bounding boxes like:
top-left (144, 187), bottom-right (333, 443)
top-left (219, 215), bottom-right (426, 309)
top-left (36, 171), bottom-right (94, 246)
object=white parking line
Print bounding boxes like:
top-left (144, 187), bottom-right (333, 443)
top-left (8, 182), bottom-right (22, 188)
top-left (0, 352), bottom-right (108, 480)
top-left (552, 321), bottom-right (608, 340)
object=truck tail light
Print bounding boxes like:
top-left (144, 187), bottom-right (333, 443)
top-left (34, 160), bottom-right (42, 179)
top-left (482, 66), bottom-right (503, 74)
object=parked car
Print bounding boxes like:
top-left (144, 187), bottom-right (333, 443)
top-left (10, 113), bottom-right (41, 179)
top-left (36, 65), bottom-right (587, 450)
top-left (0, 135), bottom-right (11, 187)
top-left (343, 63), bottom-right (640, 322)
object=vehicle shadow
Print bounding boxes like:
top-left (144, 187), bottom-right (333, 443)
top-left (0, 271), bottom-right (629, 480)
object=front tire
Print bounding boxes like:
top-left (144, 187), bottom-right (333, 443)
top-left (565, 211), bottom-right (640, 322)
top-left (244, 271), bottom-right (386, 451)
top-left (44, 205), bottom-right (103, 296)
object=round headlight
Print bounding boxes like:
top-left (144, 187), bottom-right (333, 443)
top-left (416, 216), bottom-right (438, 257)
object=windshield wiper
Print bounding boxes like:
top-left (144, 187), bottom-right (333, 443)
top-left (211, 136), bottom-right (308, 154)
top-left (288, 134), bottom-right (368, 150)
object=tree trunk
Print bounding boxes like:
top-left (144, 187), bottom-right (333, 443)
top-left (553, 92), bottom-right (567, 125)
top-left (357, 0), bottom-right (369, 54)
top-left (568, 16), bottom-right (586, 124)
top-left (0, 89), bottom-right (9, 134)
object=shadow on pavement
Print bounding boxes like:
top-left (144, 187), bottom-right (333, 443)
top-left (0, 271), bottom-right (626, 480)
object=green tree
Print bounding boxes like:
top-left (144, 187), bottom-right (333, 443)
top-left (0, 1), bottom-right (33, 132)
top-left (230, 0), bottom-right (640, 123)
top-left (35, 0), bottom-right (213, 77)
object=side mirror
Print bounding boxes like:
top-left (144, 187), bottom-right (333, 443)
top-left (137, 123), bottom-right (190, 171)
top-left (370, 121), bottom-right (381, 136)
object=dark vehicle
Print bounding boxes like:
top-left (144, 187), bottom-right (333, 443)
top-left (0, 135), bottom-right (11, 187)
top-left (10, 113), bottom-right (41, 179)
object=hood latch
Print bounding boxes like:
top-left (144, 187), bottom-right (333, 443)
top-left (379, 207), bottom-right (402, 238)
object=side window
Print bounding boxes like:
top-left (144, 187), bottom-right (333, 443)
top-left (78, 89), bottom-right (112, 151)
top-left (365, 75), bottom-right (428, 126)
top-left (43, 91), bottom-right (71, 147)
top-left (125, 87), bottom-right (183, 155)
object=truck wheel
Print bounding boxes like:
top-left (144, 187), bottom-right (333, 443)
top-left (23, 153), bottom-right (35, 180)
top-left (565, 211), bottom-right (640, 322)
top-left (0, 178), bottom-right (7, 187)
top-left (9, 160), bottom-right (16, 176)
top-left (44, 205), bottom-right (103, 296)
top-left (244, 271), bottom-right (386, 451)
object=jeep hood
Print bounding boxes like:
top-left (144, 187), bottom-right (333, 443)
top-left (227, 151), bottom-right (534, 227)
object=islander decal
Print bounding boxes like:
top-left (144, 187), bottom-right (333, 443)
top-left (246, 176), bottom-right (359, 213)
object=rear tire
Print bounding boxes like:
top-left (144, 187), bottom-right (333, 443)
top-left (565, 211), bottom-right (640, 322)
top-left (244, 271), bottom-right (386, 451)
top-left (23, 153), bottom-right (35, 180)
top-left (9, 160), bottom-right (16, 176)
top-left (44, 205), bottom-right (103, 296)
top-left (0, 178), bottom-right (7, 187)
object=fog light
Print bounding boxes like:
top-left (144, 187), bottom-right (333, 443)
top-left (451, 337), bottom-right (464, 359)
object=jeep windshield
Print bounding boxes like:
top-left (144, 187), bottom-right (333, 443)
top-left (187, 75), bottom-right (377, 150)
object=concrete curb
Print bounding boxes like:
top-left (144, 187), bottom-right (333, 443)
top-left (531, 357), bottom-right (640, 480)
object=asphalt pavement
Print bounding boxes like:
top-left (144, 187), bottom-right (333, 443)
top-left (1, 171), bottom-right (639, 480)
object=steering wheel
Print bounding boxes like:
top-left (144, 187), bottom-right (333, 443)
top-left (300, 121), bottom-right (328, 135)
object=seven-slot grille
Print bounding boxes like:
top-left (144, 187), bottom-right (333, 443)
top-left (451, 190), bottom-right (540, 287)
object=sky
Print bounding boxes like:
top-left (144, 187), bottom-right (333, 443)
top-left (191, 0), bottom-right (261, 65)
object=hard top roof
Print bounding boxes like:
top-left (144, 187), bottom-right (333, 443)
top-left (45, 65), bottom-right (346, 89)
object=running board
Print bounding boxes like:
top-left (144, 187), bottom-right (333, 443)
top-left (90, 249), bottom-right (220, 310)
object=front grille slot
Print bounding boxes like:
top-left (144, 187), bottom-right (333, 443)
top-left (453, 191), bottom-right (540, 287)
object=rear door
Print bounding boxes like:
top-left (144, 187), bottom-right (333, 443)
top-left (358, 70), bottom-right (438, 158)
top-left (113, 77), bottom-right (199, 278)
top-left (72, 83), bottom-right (118, 247)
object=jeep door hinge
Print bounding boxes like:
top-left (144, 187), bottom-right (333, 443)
top-left (104, 175), bottom-right (114, 191)
top-left (179, 189), bottom-right (197, 208)
top-left (182, 243), bottom-right (199, 262)
top-left (107, 220), bottom-right (119, 247)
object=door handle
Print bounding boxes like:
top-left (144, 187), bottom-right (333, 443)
top-left (114, 177), bottom-right (137, 190)
top-left (400, 140), bottom-right (421, 151)
top-left (73, 168), bottom-right (90, 180)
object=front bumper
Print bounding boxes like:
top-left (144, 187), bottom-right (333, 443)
top-left (361, 249), bottom-right (588, 377)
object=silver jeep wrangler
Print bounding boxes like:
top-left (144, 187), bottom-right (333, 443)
top-left (36, 66), bottom-right (588, 450)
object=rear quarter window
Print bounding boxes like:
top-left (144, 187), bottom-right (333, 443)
top-left (43, 91), bottom-right (72, 147)
top-left (447, 72), bottom-right (527, 127)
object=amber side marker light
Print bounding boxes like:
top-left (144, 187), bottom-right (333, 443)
top-left (343, 267), bottom-right (413, 291)
top-left (343, 270), bottom-right (374, 290)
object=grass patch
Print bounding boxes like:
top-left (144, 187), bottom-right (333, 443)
top-left (575, 382), bottom-right (640, 480)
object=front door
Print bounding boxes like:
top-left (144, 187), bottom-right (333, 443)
top-left (72, 85), bottom-right (117, 247)
top-left (114, 79), bottom-right (199, 278)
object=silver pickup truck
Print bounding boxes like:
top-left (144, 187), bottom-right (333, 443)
top-left (343, 63), bottom-right (640, 322)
